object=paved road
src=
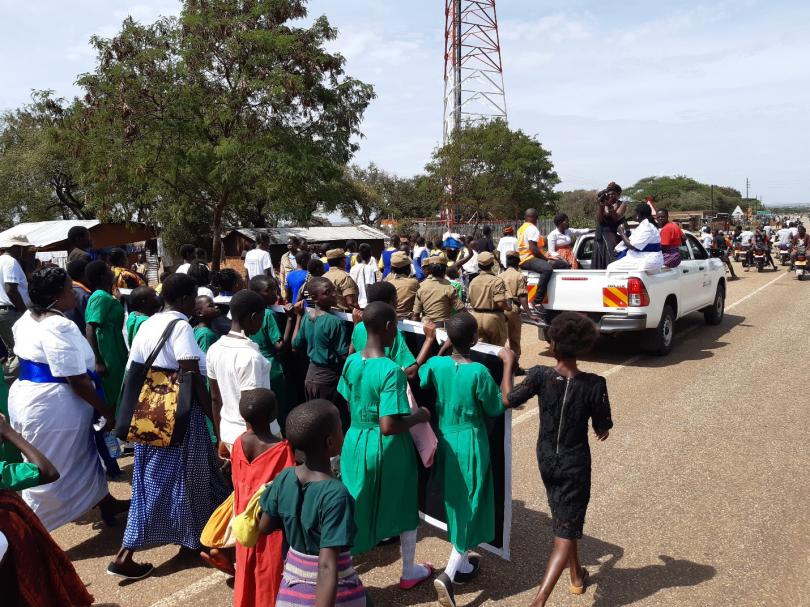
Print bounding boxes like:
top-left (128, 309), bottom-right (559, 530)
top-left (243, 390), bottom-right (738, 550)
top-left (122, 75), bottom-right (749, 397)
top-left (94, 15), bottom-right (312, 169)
top-left (55, 262), bottom-right (810, 606)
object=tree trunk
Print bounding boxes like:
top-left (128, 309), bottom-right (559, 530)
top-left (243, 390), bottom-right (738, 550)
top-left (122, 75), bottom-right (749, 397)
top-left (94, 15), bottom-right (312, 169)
top-left (211, 204), bottom-right (224, 271)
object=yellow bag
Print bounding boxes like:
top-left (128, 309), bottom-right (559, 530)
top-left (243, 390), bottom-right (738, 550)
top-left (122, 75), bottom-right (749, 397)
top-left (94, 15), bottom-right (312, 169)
top-left (200, 492), bottom-right (236, 549)
top-left (233, 483), bottom-right (270, 548)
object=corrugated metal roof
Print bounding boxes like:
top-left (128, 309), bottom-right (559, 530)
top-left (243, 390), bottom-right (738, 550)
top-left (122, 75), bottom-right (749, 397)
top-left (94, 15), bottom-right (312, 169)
top-left (227, 225), bottom-right (388, 244)
top-left (0, 220), bottom-right (99, 248)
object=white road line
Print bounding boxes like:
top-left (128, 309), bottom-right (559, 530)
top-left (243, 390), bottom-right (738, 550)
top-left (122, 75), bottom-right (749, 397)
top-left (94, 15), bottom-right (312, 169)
top-left (147, 571), bottom-right (229, 607)
top-left (513, 271), bottom-right (787, 428)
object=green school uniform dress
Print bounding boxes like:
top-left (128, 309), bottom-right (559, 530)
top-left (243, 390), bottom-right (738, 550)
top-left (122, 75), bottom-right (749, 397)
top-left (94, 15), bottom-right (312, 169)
top-left (350, 322), bottom-right (417, 370)
top-left (419, 356), bottom-right (503, 552)
top-left (338, 354), bottom-right (419, 554)
top-left (193, 325), bottom-right (221, 443)
top-left (85, 290), bottom-right (128, 408)
top-left (194, 325), bottom-right (221, 353)
top-left (0, 380), bottom-right (20, 464)
top-left (126, 312), bottom-right (149, 346)
top-left (292, 311), bottom-right (349, 372)
top-left (250, 309), bottom-right (292, 430)
top-left (0, 459), bottom-right (40, 491)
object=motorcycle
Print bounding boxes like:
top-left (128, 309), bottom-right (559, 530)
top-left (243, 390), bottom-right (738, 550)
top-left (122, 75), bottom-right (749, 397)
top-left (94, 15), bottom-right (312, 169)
top-left (752, 246), bottom-right (767, 272)
top-left (733, 243), bottom-right (746, 263)
top-left (778, 246), bottom-right (791, 266)
top-left (795, 246), bottom-right (808, 280)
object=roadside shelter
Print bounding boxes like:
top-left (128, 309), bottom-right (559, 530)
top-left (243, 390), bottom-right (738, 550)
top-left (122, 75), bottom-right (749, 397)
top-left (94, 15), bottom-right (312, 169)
top-left (222, 225), bottom-right (389, 266)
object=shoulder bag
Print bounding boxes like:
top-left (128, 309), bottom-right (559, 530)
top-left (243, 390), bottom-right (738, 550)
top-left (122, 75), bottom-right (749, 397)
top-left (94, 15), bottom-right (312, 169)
top-left (114, 318), bottom-right (194, 447)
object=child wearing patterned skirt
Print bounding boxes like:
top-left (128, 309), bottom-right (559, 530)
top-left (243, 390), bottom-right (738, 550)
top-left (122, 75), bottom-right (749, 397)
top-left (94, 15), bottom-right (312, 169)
top-left (259, 399), bottom-right (367, 607)
top-left (421, 312), bottom-right (515, 607)
top-left (339, 301), bottom-right (433, 589)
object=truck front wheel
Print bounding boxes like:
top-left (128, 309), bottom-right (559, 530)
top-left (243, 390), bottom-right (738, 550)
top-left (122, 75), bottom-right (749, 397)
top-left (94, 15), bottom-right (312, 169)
top-left (642, 304), bottom-right (675, 356)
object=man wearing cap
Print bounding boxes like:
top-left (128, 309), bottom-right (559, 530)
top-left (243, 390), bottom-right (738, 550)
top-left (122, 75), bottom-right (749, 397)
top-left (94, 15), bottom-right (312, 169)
top-left (467, 252), bottom-right (509, 346)
top-left (385, 251), bottom-right (420, 318)
top-left (501, 250), bottom-right (536, 370)
top-left (323, 248), bottom-right (359, 311)
top-left (497, 225), bottom-right (518, 268)
top-left (0, 235), bottom-right (32, 383)
top-left (413, 255), bottom-right (463, 326)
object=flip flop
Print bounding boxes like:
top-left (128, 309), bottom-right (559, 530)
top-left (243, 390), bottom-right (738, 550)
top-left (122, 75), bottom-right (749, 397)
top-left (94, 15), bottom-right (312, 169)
top-left (106, 561), bottom-right (154, 581)
top-left (570, 568), bottom-right (589, 595)
top-left (399, 563), bottom-right (434, 590)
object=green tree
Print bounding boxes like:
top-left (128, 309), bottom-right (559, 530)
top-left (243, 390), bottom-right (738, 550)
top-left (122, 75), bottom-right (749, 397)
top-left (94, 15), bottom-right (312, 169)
top-left (426, 119), bottom-right (559, 221)
top-left (624, 176), bottom-right (742, 214)
top-left (336, 164), bottom-right (442, 225)
top-left (556, 189), bottom-right (598, 227)
top-left (0, 91), bottom-right (91, 223)
top-left (75, 0), bottom-right (374, 267)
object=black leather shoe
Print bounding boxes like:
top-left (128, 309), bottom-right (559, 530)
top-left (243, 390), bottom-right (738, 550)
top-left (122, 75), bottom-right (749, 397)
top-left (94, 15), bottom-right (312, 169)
top-left (453, 556), bottom-right (480, 585)
top-left (434, 572), bottom-right (456, 606)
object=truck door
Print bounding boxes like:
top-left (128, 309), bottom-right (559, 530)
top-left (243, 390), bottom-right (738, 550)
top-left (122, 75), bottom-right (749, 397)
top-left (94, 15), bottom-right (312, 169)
top-left (686, 235), bottom-right (713, 310)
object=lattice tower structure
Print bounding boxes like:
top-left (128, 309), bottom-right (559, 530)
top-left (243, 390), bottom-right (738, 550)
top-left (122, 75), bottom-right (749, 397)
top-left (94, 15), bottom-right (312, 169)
top-left (443, 0), bottom-right (508, 145)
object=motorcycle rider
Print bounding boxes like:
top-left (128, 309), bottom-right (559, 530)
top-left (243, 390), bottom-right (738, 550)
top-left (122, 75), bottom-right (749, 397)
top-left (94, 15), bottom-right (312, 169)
top-left (776, 222), bottom-right (794, 263)
top-left (790, 225), bottom-right (810, 271)
top-left (746, 226), bottom-right (777, 271)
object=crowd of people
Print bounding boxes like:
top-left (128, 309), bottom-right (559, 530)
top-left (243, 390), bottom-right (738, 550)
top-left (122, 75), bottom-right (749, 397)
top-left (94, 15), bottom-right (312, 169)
top-left (0, 216), bottom-right (621, 607)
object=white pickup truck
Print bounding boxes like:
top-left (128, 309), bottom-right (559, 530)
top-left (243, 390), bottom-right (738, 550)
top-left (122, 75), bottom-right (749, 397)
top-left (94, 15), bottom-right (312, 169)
top-left (524, 231), bottom-right (727, 355)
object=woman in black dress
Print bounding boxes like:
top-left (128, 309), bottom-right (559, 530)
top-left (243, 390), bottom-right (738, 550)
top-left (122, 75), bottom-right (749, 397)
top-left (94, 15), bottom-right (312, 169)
top-left (507, 312), bottom-right (613, 606)
top-left (591, 182), bottom-right (627, 269)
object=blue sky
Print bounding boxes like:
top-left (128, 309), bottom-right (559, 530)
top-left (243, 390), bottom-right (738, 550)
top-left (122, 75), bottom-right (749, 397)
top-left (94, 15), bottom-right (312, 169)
top-left (1, 0), bottom-right (808, 204)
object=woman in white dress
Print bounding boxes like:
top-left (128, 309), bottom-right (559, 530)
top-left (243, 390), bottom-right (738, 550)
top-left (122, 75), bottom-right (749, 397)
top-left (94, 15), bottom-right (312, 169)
top-left (607, 204), bottom-right (665, 272)
top-left (9, 267), bottom-right (127, 531)
top-left (546, 213), bottom-right (591, 269)
top-left (349, 243), bottom-right (380, 309)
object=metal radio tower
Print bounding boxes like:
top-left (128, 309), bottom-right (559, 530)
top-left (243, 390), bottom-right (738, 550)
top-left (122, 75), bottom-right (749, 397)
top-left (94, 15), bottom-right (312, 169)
top-left (443, 0), bottom-right (507, 145)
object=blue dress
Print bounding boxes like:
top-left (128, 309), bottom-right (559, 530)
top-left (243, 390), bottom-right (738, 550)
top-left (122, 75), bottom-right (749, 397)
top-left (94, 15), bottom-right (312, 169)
top-left (123, 406), bottom-right (228, 549)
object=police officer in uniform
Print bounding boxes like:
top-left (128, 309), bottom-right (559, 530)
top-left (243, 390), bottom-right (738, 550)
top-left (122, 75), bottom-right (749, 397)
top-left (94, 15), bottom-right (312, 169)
top-left (500, 250), bottom-right (534, 368)
top-left (412, 255), bottom-right (463, 326)
top-left (467, 251), bottom-right (509, 346)
top-left (385, 251), bottom-right (419, 318)
top-left (323, 248), bottom-right (359, 312)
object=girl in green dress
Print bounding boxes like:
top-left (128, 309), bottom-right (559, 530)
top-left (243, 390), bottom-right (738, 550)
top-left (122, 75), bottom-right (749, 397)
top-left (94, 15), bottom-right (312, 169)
top-left (348, 281), bottom-right (435, 380)
top-left (423, 311), bottom-right (515, 607)
top-left (338, 301), bottom-right (434, 590)
top-left (84, 261), bottom-right (128, 410)
top-left (248, 275), bottom-right (295, 433)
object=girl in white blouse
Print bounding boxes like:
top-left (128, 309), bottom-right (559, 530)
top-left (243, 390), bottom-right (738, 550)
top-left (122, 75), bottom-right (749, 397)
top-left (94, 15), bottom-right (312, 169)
top-left (546, 214), bottom-right (591, 269)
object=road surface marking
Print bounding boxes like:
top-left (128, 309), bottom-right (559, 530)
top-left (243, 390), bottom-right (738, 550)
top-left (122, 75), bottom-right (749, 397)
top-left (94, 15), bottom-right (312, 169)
top-left (513, 271), bottom-right (787, 428)
top-left (147, 571), bottom-right (229, 607)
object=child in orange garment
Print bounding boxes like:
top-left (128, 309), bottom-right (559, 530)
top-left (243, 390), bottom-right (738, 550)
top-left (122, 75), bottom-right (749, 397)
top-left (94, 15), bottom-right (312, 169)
top-left (231, 388), bottom-right (295, 607)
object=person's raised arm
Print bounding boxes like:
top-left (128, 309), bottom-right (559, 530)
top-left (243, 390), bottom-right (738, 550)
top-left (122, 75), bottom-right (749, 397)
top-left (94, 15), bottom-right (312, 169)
top-left (404, 320), bottom-right (436, 380)
top-left (0, 413), bottom-right (59, 484)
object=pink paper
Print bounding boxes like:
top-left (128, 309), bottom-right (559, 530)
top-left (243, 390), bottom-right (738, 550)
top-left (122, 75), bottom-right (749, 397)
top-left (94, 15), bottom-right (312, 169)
top-left (406, 383), bottom-right (438, 468)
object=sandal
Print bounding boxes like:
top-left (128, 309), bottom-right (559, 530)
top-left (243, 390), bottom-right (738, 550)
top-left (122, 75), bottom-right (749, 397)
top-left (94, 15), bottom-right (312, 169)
top-left (399, 563), bottom-right (434, 590)
top-left (570, 568), bottom-right (589, 595)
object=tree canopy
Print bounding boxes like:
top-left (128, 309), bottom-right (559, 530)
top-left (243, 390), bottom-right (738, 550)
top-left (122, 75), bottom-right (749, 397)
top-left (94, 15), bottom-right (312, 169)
top-left (624, 175), bottom-right (743, 214)
top-left (426, 119), bottom-right (559, 222)
top-left (70, 0), bottom-right (374, 266)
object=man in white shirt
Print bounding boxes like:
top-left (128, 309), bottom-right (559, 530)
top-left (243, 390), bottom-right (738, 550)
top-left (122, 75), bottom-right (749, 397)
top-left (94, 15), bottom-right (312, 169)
top-left (175, 243), bottom-right (196, 274)
top-left (244, 233), bottom-right (274, 280)
top-left (496, 225), bottom-right (519, 268)
top-left (206, 290), bottom-right (275, 455)
top-left (0, 234), bottom-right (33, 382)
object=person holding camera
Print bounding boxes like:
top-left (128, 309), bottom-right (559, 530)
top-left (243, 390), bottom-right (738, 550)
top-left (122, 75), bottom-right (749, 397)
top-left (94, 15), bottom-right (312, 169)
top-left (592, 182), bottom-right (627, 270)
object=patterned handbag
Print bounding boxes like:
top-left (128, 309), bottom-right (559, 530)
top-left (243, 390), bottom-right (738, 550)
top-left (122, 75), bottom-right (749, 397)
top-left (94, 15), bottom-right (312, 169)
top-left (114, 319), bottom-right (193, 447)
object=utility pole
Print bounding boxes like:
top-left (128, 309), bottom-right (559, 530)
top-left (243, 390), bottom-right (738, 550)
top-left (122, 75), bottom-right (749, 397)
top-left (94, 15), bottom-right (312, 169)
top-left (746, 178), bottom-right (750, 200)
top-left (710, 184), bottom-right (714, 214)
